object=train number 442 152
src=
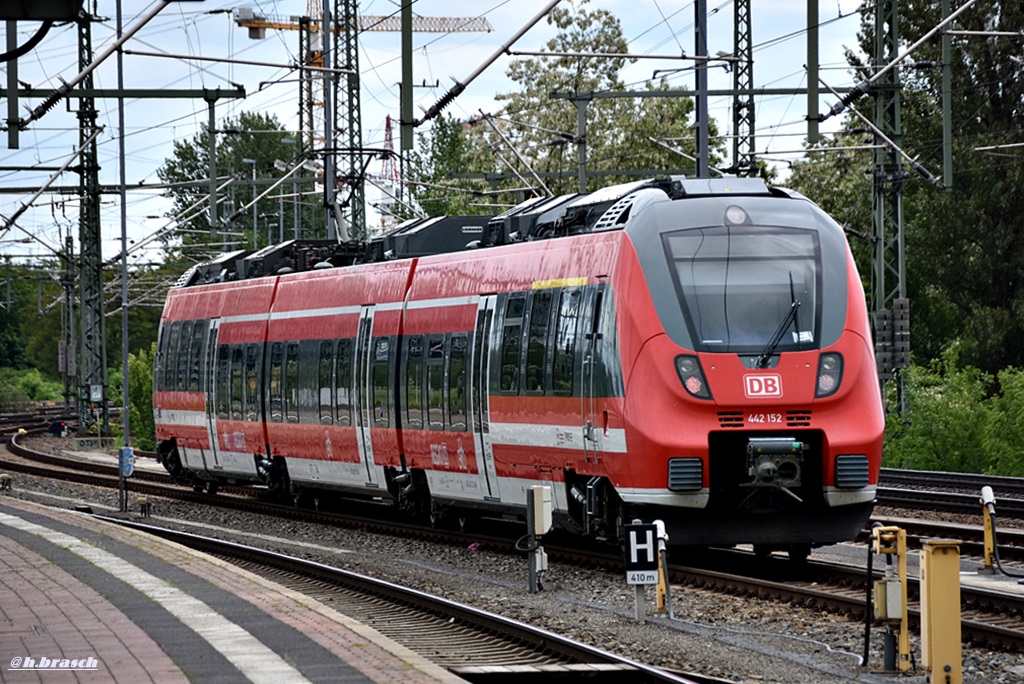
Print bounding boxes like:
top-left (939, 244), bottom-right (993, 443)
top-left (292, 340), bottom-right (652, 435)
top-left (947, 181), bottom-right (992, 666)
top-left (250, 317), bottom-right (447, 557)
top-left (747, 413), bottom-right (783, 424)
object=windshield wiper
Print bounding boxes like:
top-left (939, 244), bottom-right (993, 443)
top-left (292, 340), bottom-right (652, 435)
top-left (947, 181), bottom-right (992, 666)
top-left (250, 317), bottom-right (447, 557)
top-left (756, 274), bottom-right (801, 368)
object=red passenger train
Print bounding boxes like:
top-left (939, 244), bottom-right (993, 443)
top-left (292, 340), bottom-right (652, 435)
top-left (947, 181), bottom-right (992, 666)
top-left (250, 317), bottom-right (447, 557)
top-left (154, 177), bottom-right (884, 558)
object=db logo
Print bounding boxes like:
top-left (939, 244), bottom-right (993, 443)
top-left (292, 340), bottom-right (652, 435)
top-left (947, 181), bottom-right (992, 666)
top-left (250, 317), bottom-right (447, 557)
top-left (744, 374), bottom-right (783, 398)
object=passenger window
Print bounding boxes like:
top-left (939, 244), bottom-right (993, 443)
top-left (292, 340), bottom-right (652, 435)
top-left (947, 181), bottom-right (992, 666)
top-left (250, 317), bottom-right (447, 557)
top-left (373, 338), bottom-right (391, 428)
top-left (335, 338), bottom-right (353, 426)
top-left (500, 293), bottom-right (525, 393)
top-left (448, 334), bottom-right (468, 431)
top-left (216, 344), bottom-right (230, 419)
top-left (188, 322), bottom-right (205, 391)
top-left (244, 344), bottom-right (259, 421)
top-left (285, 343), bottom-right (300, 423)
top-left (405, 336), bottom-right (423, 429)
top-left (165, 321), bottom-right (181, 391)
top-left (230, 346), bottom-right (244, 421)
top-left (319, 340), bottom-right (334, 425)
top-left (176, 321), bottom-right (192, 391)
top-left (553, 288), bottom-right (581, 396)
top-left (526, 292), bottom-right (552, 394)
top-left (268, 342), bottom-right (284, 422)
top-left (427, 335), bottom-right (445, 430)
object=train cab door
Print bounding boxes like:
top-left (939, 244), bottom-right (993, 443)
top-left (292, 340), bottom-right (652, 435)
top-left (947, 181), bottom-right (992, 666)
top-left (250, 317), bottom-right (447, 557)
top-left (472, 295), bottom-right (500, 500)
top-left (582, 283), bottom-right (607, 465)
top-left (202, 318), bottom-right (222, 471)
top-left (354, 306), bottom-right (379, 487)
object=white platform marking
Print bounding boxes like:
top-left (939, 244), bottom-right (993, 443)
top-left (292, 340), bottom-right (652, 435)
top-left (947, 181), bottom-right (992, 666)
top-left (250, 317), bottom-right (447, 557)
top-left (0, 513), bottom-right (312, 684)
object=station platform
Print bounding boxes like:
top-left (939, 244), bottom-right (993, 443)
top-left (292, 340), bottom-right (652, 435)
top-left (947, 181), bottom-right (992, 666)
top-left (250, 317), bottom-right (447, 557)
top-left (59, 447), bottom-right (168, 477)
top-left (0, 497), bottom-right (465, 683)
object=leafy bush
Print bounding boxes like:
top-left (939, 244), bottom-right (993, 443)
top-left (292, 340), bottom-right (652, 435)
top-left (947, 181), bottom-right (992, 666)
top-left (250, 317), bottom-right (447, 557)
top-left (0, 374), bottom-right (30, 411)
top-left (0, 367), bottom-right (62, 410)
top-left (979, 367), bottom-right (1024, 475)
top-left (885, 345), bottom-right (1024, 476)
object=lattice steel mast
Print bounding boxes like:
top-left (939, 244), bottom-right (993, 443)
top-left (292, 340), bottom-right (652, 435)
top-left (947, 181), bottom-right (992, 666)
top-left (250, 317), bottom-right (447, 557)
top-left (732, 0), bottom-right (755, 176)
top-left (871, 0), bottom-right (910, 400)
top-left (76, 8), bottom-right (109, 430)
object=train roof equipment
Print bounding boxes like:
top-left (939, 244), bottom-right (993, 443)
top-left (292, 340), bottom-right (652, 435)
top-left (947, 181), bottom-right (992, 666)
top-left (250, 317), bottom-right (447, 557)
top-left (172, 176), bottom-right (795, 289)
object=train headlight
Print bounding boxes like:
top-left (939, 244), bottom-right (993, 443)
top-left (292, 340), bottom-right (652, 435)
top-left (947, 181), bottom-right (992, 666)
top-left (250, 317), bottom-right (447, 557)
top-left (815, 352), bottom-right (843, 398)
top-left (725, 205), bottom-right (750, 225)
top-left (675, 355), bottom-right (712, 400)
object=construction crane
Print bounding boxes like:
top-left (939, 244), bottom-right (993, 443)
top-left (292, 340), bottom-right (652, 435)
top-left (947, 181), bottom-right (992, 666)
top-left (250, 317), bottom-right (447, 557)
top-left (234, 5), bottom-right (492, 240)
top-left (236, 10), bottom-right (492, 37)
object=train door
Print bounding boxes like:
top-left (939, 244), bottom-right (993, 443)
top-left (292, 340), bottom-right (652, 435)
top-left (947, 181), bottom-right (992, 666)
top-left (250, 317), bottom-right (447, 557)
top-left (354, 306), bottom-right (379, 487)
top-left (582, 284), bottom-right (607, 464)
top-left (202, 318), bottom-right (222, 471)
top-left (472, 295), bottom-right (500, 500)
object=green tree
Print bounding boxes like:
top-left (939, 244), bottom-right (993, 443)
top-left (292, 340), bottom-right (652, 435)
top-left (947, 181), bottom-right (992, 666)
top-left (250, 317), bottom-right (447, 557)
top-left (789, 2), bottom-right (1024, 375)
top-left (105, 266), bottom-right (164, 374)
top-left (453, 0), bottom-right (722, 201)
top-left (125, 342), bottom-right (157, 450)
top-left (891, 1), bottom-right (1024, 375)
top-left (405, 114), bottom-right (487, 217)
top-left (1, 260), bottom-right (69, 384)
top-left (157, 111), bottom-right (308, 261)
top-left (784, 132), bottom-right (875, 276)
top-left (0, 258), bottom-right (31, 369)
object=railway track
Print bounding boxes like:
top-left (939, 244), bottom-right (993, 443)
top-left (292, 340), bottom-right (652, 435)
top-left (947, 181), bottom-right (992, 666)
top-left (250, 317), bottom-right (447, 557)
top-left (8, 435), bottom-right (1023, 559)
top-left (661, 549), bottom-right (1024, 653)
top-left (97, 517), bottom-right (702, 684)
top-left (880, 467), bottom-right (1024, 497)
top-left (5, 433), bottom-right (1024, 655)
top-left (0, 410), bottom-right (74, 444)
top-left (877, 467), bottom-right (1024, 515)
top-left (876, 487), bottom-right (1024, 516)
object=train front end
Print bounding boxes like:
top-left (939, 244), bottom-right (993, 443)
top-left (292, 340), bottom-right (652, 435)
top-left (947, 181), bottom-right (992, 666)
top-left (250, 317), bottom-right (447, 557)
top-left (617, 178), bottom-right (884, 553)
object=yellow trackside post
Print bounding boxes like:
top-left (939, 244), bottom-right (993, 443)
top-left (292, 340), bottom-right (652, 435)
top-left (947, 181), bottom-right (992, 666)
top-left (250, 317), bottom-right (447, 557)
top-left (872, 526), bottom-right (910, 673)
top-left (980, 486), bottom-right (996, 574)
top-left (920, 539), bottom-right (962, 684)
top-left (655, 520), bottom-right (671, 615)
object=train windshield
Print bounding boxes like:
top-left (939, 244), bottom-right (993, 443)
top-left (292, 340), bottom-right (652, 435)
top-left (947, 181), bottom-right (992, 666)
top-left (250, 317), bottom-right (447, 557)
top-left (663, 226), bottom-right (821, 354)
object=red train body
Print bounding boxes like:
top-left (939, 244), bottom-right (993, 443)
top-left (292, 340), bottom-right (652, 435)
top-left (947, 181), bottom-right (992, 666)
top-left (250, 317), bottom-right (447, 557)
top-left (154, 178), bottom-right (884, 556)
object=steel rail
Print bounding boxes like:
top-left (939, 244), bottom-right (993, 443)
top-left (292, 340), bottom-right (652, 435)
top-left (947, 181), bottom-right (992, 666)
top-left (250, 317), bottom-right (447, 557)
top-left (880, 468), bottom-right (1024, 494)
top-left (96, 517), bottom-right (701, 684)
top-left (877, 487), bottom-right (1024, 516)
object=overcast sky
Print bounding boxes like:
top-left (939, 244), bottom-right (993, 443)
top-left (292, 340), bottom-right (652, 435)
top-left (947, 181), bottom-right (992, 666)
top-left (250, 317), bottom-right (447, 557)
top-left (0, 0), bottom-right (867, 265)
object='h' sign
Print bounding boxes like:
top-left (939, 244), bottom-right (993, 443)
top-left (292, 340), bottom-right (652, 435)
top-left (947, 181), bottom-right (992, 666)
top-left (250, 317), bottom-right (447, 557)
top-left (624, 523), bottom-right (659, 585)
